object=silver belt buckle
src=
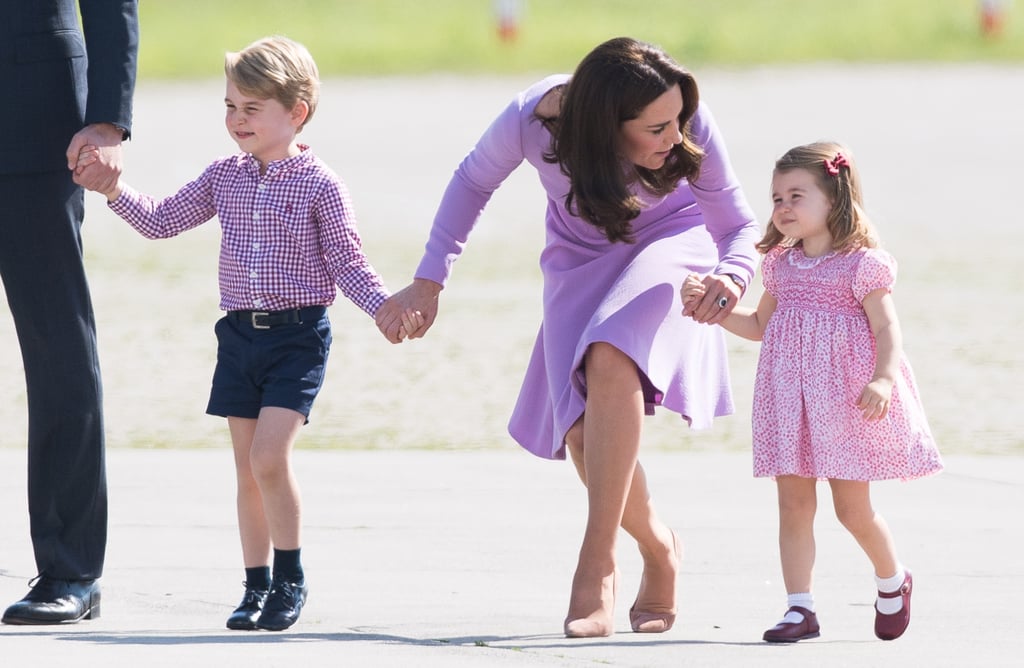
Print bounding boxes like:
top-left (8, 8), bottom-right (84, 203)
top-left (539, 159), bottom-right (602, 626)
top-left (251, 311), bottom-right (270, 329)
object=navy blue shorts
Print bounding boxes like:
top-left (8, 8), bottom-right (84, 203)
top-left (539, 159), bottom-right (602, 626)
top-left (206, 306), bottom-right (332, 420)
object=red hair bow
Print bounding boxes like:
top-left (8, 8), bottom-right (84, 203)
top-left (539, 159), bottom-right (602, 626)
top-left (824, 152), bottom-right (849, 176)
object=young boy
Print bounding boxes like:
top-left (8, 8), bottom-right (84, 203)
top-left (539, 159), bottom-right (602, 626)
top-left (78, 36), bottom-right (421, 631)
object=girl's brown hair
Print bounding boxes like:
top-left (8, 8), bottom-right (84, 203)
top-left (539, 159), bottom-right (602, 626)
top-left (757, 141), bottom-right (878, 254)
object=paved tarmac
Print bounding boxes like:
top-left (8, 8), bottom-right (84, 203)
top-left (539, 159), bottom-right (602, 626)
top-left (1, 448), bottom-right (1021, 667)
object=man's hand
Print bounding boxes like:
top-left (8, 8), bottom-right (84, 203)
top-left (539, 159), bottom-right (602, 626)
top-left (68, 123), bottom-right (125, 194)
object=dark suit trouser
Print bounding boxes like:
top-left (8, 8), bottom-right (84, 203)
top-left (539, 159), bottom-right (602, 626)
top-left (0, 170), bottom-right (106, 580)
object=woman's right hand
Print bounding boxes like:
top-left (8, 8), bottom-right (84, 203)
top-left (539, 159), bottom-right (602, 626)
top-left (376, 278), bottom-right (442, 343)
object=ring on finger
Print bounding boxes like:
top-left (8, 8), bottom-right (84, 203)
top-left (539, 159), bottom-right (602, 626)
top-left (717, 296), bottom-right (728, 308)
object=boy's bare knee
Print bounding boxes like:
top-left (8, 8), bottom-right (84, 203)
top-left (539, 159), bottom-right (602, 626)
top-left (249, 449), bottom-right (286, 484)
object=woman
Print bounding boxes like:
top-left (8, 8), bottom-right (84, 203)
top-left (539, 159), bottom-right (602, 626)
top-left (377, 37), bottom-right (760, 637)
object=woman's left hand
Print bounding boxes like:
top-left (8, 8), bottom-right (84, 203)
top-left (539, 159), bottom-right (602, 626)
top-left (685, 274), bottom-right (741, 324)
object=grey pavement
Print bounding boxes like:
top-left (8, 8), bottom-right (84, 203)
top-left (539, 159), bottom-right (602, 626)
top-left (1, 448), bottom-right (1022, 666)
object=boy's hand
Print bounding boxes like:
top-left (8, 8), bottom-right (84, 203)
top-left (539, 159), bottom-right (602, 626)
top-left (376, 279), bottom-right (441, 343)
top-left (393, 309), bottom-right (425, 343)
top-left (75, 146), bottom-right (99, 170)
top-left (68, 123), bottom-right (124, 196)
top-left (74, 144), bottom-right (122, 199)
top-left (387, 309), bottom-right (426, 344)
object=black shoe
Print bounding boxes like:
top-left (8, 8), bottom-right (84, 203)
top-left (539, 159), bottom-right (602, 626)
top-left (226, 583), bottom-right (270, 630)
top-left (2, 576), bottom-right (100, 625)
top-left (255, 577), bottom-right (308, 631)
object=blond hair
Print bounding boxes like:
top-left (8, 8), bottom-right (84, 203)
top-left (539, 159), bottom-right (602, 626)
top-left (757, 141), bottom-right (878, 254)
top-left (224, 36), bottom-right (320, 131)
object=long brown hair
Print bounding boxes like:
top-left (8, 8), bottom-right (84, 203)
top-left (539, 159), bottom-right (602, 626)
top-left (757, 141), bottom-right (878, 254)
top-left (541, 37), bottom-right (703, 243)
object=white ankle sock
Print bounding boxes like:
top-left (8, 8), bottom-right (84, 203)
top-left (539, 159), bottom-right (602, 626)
top-left (781, 593), bottom-right (814, 623)
top-left (875, 566), bottom-right (906, 615)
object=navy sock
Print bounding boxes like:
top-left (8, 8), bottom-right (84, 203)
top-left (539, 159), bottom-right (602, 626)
top-left (272, 548), bottom-right (304, 584)
top-left (245, 566), bottom-right (271, 591)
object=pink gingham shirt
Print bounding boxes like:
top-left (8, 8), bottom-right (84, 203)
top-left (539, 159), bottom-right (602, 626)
top-left (109, 146), bottom-right (389, 316)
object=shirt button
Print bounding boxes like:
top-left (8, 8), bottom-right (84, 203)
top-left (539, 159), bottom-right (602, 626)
top-left (253, 299), bottom-right (263, 307)
top-left (249, 271), bottom-right (257, 279)
top-left (253, 212), bottom-right (260, 221)
top-left (252, 242), bottom-right (260, 250)
top-left (258, 183), bottom-right (267, 191)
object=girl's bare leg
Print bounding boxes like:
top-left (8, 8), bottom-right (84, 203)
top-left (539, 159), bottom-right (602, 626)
top-left (830, 479), bottom-right (911, 639)
top-left (776, 476), bottom-right (818, 596)
top-left (828, 479), bottom-right (899, 578)
top-left (757, 476), bottom-right (823, 642)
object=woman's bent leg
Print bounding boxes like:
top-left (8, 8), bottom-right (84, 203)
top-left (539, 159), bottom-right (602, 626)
top-left (563, 343), bottom-right (644, 637)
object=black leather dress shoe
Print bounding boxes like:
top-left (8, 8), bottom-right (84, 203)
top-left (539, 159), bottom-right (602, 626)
top-left (226, 584), bottom-right (270, 630)
top-left (2, 576), bottom-right (100, 625)
top-left (256, 578), bottom-right (308, 631)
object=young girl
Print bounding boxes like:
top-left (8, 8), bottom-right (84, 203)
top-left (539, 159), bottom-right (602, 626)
top-left (77, 36), bottom-right (421, 631)
top-left (683, 141), bottom-right (943, 642)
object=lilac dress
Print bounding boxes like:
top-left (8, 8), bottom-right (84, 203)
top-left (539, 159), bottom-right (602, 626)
top-left (752, 246), bottom-right (943, 481)
top-left (415, 75), bottom-right (760, 459)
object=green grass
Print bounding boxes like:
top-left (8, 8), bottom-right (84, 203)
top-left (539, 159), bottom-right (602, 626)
top-left (138, 0), bottom-right (1023, 78)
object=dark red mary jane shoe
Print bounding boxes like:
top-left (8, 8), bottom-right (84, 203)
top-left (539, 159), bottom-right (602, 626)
top-left (762, 606), bottom-right (820, 643)
top-left (875, 570), bottom-right (912, 640)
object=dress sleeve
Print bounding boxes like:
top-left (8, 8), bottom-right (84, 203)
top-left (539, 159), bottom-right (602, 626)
top-left (687, 101), bottom-right (762, 288)
top-left (413, 84), bottom-right (532, 285)
top-left (853, 248), bottom-right (898, 302)
top-left (761, 246), bottom-right (783, 297)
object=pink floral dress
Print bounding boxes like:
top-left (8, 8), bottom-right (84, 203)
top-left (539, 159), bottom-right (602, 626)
top-left (752, 245), bottom-right (943, 481)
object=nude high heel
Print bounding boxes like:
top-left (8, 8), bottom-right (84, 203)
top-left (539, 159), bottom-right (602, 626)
top-left (629, 530), bottom-right (681, 633)
top-left (564, 569), bottom-right (619, 638)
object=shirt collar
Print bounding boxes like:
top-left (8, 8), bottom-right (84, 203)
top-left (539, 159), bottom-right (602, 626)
top-left (241, 144), bottom-right (313, 178)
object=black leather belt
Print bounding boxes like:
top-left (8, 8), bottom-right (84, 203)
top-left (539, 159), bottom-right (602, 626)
top-left (228, 306), bottom-right (326, 330)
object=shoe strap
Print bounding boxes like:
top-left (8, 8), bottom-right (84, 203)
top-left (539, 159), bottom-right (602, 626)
top-left (877, 581), bottom-right (911, 598)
